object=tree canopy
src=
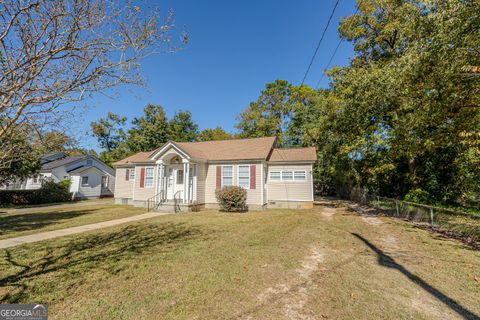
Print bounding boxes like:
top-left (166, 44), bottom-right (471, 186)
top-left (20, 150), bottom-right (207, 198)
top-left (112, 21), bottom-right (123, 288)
top-left (236, 0), bottom-right (480, 206)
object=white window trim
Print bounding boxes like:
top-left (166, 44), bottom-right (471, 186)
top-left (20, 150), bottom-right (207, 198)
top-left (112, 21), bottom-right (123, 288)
top-left (144, 167), bottom-right (154, 188)
top-left (129, 169), bottom-right (135, 181)
top-left (269, 171), bottom-right (281, 181)
top-left (237, 164), bottom-right (250, 189)
top-left (281, 171), bottom-right (294, 181)
top-left (294, 170), bottom-right (307, 180)
top-left (221, 165), bottom-right (233, 187)
top-left (81, 176), bottom-right (89, 186)
top-left (269, 170), bottom-right (307, 182)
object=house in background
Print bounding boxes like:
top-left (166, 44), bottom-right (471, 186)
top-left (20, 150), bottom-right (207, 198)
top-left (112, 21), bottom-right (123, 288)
top-left (113, 137), bottom-right (316, 211)
top-left (1, 152), bottom-right (116, 200)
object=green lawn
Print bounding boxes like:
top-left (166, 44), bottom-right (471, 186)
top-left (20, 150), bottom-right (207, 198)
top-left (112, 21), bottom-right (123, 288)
top-left (0, 204), bottom-right (146, 240)
top-left (0, 198), bottom-right (110, 210)
top-left (0, 203), bottom-right (479, 319)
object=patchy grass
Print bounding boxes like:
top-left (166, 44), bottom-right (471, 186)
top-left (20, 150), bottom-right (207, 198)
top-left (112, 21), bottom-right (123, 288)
top-left (0, 203), bottom-right (479, 319)
top-left (0, 198), bottom-right (108, 210)
top-left (0, 204), bottom-right (146, 240)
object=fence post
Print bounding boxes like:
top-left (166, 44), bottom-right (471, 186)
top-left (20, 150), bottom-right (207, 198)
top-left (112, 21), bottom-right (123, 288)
top-left (395, 201), bottom-right (399, 217)
top-left (430, 207), bottom-right (434, 226)
top-left (377, 196), bottom-right (380, 208)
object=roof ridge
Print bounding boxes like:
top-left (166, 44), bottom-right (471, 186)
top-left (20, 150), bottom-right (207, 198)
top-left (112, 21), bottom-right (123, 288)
top-left (176, 136), bottom-right (276, 145)
top-left (273, 146), bottom-right (315, 150)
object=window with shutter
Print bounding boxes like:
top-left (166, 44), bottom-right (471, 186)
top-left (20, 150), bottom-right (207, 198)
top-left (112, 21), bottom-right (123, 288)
top-left (222, 166), bottom-right (233, 186)
top-left (216, 166), bottom-right (221, 188)
top-left (140, 168), bottom-right (145, 188)
top-left (238, 165), bottom-right (250, 189)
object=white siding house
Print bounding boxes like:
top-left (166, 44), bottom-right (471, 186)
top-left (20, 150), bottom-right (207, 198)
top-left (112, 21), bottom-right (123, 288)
top-left (113, 137), bottom-right (317, 211)
top-left (0, 152), bottom-right (115, 199)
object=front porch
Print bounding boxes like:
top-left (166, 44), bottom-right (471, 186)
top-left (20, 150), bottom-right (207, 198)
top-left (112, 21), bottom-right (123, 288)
top-left (148, 144), bottom-right (201, 211)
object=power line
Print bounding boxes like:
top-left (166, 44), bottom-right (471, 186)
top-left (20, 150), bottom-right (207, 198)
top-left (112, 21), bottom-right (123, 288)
top-left (314, 0), bottom-right (365, 89)
top-left (315, 39), bottom-right (343, 88)
top-left (300, 0), bottom-right (340, 85)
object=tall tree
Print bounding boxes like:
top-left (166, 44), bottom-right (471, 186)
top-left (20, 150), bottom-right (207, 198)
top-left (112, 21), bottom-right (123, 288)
top-left (0, 125), bottom-right (39, 184)
top-left (328, 0), bottom-right (480, 201)
top-left (127, 104), bottom-right (170, 152)
top-left (0, 0), bottom-right (185, 169)
top-left (235, 80), bottom-right (317, 145)
top-left (168, 110), bottom-right (199, 142)
top-left (90, 113), bottom-right (127, 152)
top-left (198, 127), bottom-right (234, 141)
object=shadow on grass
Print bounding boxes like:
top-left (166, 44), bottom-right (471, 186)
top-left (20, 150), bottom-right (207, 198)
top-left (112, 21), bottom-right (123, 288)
top-left (0, 209), bottom-right (100, 236)
top-left (353, 233), bottom-right (479, 320)
top-left (0, 222), bottom-right (204, 303)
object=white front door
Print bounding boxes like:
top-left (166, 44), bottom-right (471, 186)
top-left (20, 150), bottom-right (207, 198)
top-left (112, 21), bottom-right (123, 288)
top-left (166, 165), bottom-right (184, 200)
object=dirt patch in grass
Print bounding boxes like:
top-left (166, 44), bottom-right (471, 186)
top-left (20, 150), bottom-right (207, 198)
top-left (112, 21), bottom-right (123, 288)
top-left (0, 204), bottom-right (479, 319)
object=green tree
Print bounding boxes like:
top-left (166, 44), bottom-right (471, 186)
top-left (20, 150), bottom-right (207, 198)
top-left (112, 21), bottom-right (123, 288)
top-left (328, 0), bottom-right (480, 202)
top-left (90, 113), bottom-right (127, 152)
top-left (127, 104), bottom-right (170, 152)
top-left (198, 127), bottom-right (234, 141)
top-left (0, 125), bottom-right (39, 184)
top-left (235, 80), bottom-right (317, 146)
top-left (168, 110), bottom-right (199, 142)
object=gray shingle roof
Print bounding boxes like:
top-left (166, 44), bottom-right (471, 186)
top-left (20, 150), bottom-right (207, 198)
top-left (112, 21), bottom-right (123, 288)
top-left (68, 166), bottom-right (107, 175)
top-left (40, 155), bottom-right (86, 171)
top-left (40, 152), bottom-right (67, 164)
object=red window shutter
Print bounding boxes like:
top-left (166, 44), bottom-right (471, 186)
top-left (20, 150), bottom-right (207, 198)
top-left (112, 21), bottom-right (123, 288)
top-left (216, 166), bottom-right (221, 189)
top-left (250, 165), bottom-right (256, 189)
top-left (140, 168), bottom-right (145, 188)
top-left (125, 169), bottom-right (129, 181)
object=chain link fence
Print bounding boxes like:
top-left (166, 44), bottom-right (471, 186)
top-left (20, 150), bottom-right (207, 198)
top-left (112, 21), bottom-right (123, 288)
top-left (353, 194), bottom-right (480, 245)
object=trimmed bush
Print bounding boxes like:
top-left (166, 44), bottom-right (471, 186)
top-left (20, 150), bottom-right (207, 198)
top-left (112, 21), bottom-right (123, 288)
top-left (0, 180), bottom-right (73, 206)
top-left (215, 186), bottom-right (248, 212)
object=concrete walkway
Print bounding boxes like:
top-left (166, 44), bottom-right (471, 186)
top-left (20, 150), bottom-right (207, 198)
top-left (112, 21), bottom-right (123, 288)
top-left (0, 211), bottom-right (168, 249)
top-left (0, 199), bottom-right (114, 214)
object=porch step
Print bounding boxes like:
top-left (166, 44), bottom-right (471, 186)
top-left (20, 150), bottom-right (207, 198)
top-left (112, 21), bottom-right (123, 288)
top-left (151, 201), bottom-right (194, 213)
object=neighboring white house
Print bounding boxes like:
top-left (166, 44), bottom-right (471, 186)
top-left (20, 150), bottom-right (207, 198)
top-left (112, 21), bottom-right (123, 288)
top-left (1, 152), bottom-right (116, 200)
top-left (113, 137), bottom-right (317, 211)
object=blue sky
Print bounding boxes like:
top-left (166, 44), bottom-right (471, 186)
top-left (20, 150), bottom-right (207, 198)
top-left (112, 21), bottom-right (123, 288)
top-left (78, 0), bottom-right (358, 151)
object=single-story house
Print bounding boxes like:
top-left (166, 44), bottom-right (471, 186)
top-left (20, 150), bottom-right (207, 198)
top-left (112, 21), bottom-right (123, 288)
top-left (1, 152), bottom-right (116, 199)
top-left (113, 137), bottom-right (316, 211)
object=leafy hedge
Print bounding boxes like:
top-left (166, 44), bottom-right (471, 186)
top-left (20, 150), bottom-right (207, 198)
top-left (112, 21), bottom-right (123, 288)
top-left (215, 186), bottom-right (248, 212)
top-left (0, 180), bottom-right (72, 206)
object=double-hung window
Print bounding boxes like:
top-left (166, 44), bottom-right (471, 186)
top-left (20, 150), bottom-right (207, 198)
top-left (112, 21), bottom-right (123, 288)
top-left (222, 166), bottom-right (233, 186)
top-left (145, 167), bottom-right (154, 187)
top-left (238, 165), bottom-right (250, 188)
top-left (294, 171), bottom-right (306, 181)
top-left (281, 171), bottom-right (293, 181)
top-left (269, 171), bottom-right (281, 181)
top-left (270, 170), bottom-right (307, 181)
top-left (129, 169), bottom-right (135, 181)
top-left (81, 176), bottom-right (89, 186)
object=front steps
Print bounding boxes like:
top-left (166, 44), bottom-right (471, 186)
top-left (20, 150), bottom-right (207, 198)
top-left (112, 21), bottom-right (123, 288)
top-left (151, 201), bottom-right (201, 213)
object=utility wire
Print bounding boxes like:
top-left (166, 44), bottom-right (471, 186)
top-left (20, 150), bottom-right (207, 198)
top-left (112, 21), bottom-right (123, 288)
top-left (315, 0), bottom-right (365, 89)
top-left (300, 0), bottom-right (340, 85)
top-left (315, 39), bottom-right (343, 88)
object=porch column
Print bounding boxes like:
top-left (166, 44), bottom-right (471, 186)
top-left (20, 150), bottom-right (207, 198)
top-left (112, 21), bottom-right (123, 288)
top-left (186, 162), bottom-right (191, 203)
top-left (183, 162), bottom-right (187, 203)
top-left (156, 160), bottom-right (165, 202)
top-left (159, 163), bottom-right (164, 200)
